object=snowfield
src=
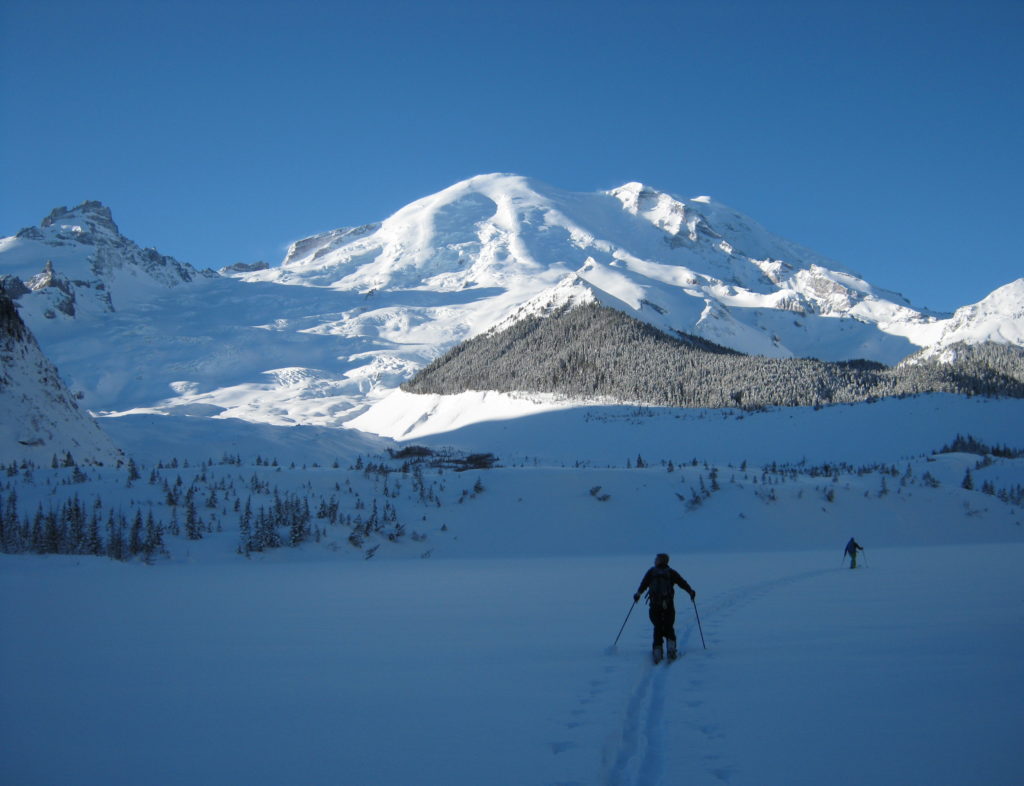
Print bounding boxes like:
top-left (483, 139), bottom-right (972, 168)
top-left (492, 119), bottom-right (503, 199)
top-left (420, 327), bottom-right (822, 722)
top-left (3, 546), bottom-right (1020, 786)
top-left (349, 390), bottom-right (1024, 469)
top-left (2, 393), bottom-right (1024, 785)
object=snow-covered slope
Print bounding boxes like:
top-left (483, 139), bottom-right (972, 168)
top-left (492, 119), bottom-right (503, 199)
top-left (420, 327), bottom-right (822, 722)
top-left (0, 295), bottom-right (121, 465)
top-left (4, 393), bottom-right (1024, 783)
top-left (913, 278), bottom-right (1024, 360)
top-left (244, 174), bottom-right (949, 364)
top-left (6, 545), bottom-right (1021, 786)
top-left (1, 177), bottom-right (1022, 440)
top-left (0, 200), bottom-right (214, 323)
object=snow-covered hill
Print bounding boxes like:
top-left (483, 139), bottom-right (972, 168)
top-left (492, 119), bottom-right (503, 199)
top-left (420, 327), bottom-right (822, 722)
top-left (1, 176), bottom-right (1021, 437)
top-left (0, 294), bottom-right (121, 465)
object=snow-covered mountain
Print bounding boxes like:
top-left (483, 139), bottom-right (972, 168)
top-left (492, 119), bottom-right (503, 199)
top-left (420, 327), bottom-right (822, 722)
top-left (0, 294), bottom-right (121, 465)
top-left (1, 176), bottom-right (1022, 437)
top-left (245, 174), bottom-right (955, 364)
top-left (912, 279), bottom-right (1024, 361)
top-left (0, 201), bottom-right (214, 322)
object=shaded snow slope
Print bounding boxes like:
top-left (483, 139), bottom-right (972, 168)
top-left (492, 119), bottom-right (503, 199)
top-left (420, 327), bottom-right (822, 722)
top-left (2, 547), bottom-right (1021, 786)
top-left (350, 389), bottom-right (1024, 467)
top-left (3, 376), bottom-right (1021, 784)
top-left (100, 412), bottom-right (391, 466)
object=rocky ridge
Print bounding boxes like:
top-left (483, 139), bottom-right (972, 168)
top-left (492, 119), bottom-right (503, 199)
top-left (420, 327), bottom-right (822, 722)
top-left (0, 293), bottom-right (121, 464)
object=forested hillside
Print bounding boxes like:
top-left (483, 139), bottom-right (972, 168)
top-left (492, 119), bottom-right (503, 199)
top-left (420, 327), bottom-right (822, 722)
top-left (403, 303), bottom-right (1024, 408)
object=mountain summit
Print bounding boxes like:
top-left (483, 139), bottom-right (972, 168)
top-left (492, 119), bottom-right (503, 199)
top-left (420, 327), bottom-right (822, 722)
top-left (2, 176), bottom-right (1022, 432)
top-left (243, 174), bottom-right (952, 364)
top-left (0, 200), bottom-right (214, 321)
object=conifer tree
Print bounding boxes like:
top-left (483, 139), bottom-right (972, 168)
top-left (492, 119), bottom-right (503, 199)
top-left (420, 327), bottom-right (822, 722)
top-left (129, 510), bottom-right (144, 555)
top-left (185, 499), bottom-right (203, 540)
top-left (238, 498), bottom-right (253, 555)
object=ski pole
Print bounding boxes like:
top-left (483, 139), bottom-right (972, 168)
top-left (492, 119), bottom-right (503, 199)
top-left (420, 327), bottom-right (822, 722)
top-left (611, 599), bottom-right (637, 650)
top-left (692, 597), bottom-right (707, 650)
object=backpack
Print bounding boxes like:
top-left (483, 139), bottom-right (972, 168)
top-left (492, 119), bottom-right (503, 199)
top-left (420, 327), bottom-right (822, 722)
top-left (647, 567), bottom-right (674, 608)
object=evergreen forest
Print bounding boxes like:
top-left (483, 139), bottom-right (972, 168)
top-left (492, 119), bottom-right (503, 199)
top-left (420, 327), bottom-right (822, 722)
top-left (403, 303), bottom-right (1024, 408)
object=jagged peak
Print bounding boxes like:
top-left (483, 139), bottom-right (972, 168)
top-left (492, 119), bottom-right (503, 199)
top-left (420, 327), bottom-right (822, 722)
top-left (2, 199), bottom-right (211, 309)
top-left (40, 200), bottom-right (119, 233)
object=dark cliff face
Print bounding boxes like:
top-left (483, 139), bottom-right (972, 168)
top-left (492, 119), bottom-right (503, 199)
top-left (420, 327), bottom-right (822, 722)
top-left (0, 293), bottom-right (28, 343)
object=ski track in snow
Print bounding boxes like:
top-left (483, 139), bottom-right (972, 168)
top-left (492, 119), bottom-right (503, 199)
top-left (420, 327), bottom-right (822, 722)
top-left (581, 567), bottom-right (833, 786)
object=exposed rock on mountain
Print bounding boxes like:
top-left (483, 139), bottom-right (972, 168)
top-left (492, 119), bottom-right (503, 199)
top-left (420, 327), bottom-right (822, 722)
top-left (0, 200), bottom-right (216, 320)
top-left (0, 294), bottom-right (121, 464)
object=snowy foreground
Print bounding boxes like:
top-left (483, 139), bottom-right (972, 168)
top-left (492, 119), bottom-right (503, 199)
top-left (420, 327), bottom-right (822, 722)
top-left (2, 545), bottom-right (1022, 786)
top-left (3, 395), bottom-right (1024, 785)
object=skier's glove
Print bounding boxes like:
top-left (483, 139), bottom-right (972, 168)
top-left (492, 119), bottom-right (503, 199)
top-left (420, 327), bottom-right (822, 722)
top-left (633, 593), bottom-right (641, 602)
top-left (688, 590), bottom-right (696, 601)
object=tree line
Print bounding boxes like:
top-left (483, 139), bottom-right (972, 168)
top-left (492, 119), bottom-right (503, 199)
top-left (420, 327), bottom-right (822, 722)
top-left (0, 449), bottom-right (484, 561)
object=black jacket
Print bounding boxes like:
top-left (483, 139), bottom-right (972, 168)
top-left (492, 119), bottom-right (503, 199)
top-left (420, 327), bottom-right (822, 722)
top-left (636, 566), bottom-right (694, 605)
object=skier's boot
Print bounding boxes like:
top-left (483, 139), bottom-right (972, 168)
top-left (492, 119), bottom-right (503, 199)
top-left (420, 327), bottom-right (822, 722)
top-left (652, 644), bottom-right (663, 664)
top-left (667, 639), bottom-right (678, 661)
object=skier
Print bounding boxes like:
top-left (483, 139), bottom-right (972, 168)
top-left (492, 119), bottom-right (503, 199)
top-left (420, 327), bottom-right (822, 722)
top-left (844, 537), bottom-right (864, 569)
top-left (633, 553), bottom-right (696, 663)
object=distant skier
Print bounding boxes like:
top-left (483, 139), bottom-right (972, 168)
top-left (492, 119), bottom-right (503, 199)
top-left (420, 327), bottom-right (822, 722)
top-left (634, 553), bottom-right (696, 663)
top-left (844, 537), bottom-right (864, 569)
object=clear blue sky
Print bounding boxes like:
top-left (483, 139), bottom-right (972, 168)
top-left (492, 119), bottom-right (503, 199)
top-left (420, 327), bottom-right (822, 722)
top-left (2, 0), bottom-right (1021, 312)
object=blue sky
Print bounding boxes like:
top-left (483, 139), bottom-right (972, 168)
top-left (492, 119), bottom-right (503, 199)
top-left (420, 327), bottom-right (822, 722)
top-left (1, 0), bottom-right (1021, 312)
